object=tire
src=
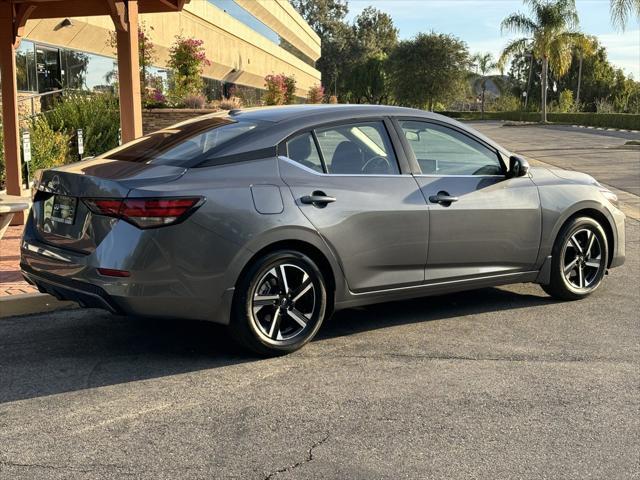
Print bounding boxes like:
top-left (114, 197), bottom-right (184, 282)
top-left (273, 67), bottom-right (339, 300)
top-left (229, 250), bottom-right (328, 356)
top-left (542, 216), bottom-right (608, 301)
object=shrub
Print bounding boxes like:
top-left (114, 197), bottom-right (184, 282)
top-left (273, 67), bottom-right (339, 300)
top-left (217, 96), bottom-right (243, 110)
top-left (264, 74), bottom-right (287, 105)
top-left (555, 89), bottom-right (576, 113)
top-left (283, 75), bottom-right (297, 104)
top-left (595, 98), bottom-right (615, 114)
top-left (328, 95), bottom-right (338, 104)
top-left (306, 84), bottom-right (325, 104)
top-left (27, 117), bottom-right (70, 172)
top-left (491, 94), bottom-right (520, 112)
top-left (437, 111), bottom-right (640, 129)
top-left (167, 36), bottom-right (210, 105)
top-left (182, 94), bottom-right (207, 109)
top-left (44, 93), bottom-right (120, 158)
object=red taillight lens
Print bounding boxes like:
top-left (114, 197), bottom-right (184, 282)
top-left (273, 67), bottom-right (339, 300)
top-left (97, 268), bottom-right (130, 277)
top-left (84, 197), bottom-right (201, 229)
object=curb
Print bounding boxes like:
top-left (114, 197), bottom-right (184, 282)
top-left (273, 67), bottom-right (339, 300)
top-left (0, 293), bottom-right (76, 318)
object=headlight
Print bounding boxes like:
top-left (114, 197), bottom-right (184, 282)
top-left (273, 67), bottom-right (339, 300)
top-left (600, 189), bottom-right (619, 207)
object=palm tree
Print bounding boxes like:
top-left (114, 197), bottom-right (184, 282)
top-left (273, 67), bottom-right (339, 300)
top-left (573, 36), bottom-right (596, 106)
top-left (500, 0), bottom-right (589, 123)
top-left (470, 52), bottom-right (500, 119)
top-left (610, 0), bottom-right (640, 30)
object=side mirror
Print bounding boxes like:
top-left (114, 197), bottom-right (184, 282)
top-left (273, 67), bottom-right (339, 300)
top-left (508, 155), bottom-right (530, 178)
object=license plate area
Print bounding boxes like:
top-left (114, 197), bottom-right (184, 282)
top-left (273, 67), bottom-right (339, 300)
top-left (45, 194), bottom-right (78, 225)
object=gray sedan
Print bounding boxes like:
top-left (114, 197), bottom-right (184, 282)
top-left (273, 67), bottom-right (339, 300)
top-left (21, 105), bottom-right (625, 355)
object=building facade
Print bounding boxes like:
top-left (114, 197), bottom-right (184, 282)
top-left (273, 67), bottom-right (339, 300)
top-left (15, 0), bottom-right (321, 103)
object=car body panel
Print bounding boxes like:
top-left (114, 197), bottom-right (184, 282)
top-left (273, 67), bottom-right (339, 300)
top-left (279, 156), bottom-right (429, 292)
top-left (415, 174), bottom-right (542, 282)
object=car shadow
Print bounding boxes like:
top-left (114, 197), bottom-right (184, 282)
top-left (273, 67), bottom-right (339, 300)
top-left (0, 286), bottom-right (556, 404)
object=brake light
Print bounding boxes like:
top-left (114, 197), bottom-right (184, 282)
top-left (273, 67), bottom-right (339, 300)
top-left (84, 197), bottom-right (201, 228)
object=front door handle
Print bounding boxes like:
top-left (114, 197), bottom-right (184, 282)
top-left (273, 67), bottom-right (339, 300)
top-left (429, 191), bottom-right (459, 206)
top-left (300, 191), bottom-right (336, 208)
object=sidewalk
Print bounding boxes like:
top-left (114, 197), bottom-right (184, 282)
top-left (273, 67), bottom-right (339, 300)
top-left (0, 226), bottom-right (37, 296)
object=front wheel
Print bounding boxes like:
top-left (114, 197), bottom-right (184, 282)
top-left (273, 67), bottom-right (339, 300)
top-left (542, 217), bottom-right (608, 300)
top-left (229, 250), bottom-right (327, 356)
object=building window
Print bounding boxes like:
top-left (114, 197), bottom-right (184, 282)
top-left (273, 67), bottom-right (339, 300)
top-left (208, 0), bottom-right (316, 67)
top-left (16, 40), bottom-right (37, 92)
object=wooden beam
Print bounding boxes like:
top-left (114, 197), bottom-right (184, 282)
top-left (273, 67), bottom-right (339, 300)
top-left (0, 1), bottom-right (24, 224)
top-left (2, 0), bottom-right (190, 19)
top-left (116, 0), bottom-right (143, 142)
top-left (13, 3), bottom-right (37, 48)
top-left (107, 0), bottom-right (127, 31)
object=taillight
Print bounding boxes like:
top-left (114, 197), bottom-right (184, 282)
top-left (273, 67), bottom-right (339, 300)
top-left (84, 197), bottom-right (202, 228)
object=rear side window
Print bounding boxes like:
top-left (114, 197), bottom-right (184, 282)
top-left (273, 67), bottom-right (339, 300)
top-left (103, 117), bottom-right (257, 165)
top-left (286, 132), bottom-right (324, 173)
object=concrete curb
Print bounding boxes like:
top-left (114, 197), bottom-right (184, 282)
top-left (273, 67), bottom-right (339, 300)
top-left (0, 293), bottom-right (76, 318)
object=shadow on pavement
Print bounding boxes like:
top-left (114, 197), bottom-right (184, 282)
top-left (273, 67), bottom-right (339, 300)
top-left (0, 286), bottom-right (555, 404)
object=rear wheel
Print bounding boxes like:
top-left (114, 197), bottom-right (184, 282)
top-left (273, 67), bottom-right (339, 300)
top-left (542, 217), bottom-right (608, 300)
top-left (229, 250), bottom-right (327, 356)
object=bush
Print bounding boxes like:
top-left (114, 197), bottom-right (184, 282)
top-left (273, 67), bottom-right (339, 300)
top-left (217, 96), bottom-right (243, 110)
top-left (166, 36), bottom-right (210, 104)
top-left (44, 93), bottom-right (120, 158)
top-left (306, 84), bottom-right (325, 104)
top-left (182, 94), bottom-right (207, 109)
top-left (27, 117), bottom-right (70, 172)
top-left (491, 94), bottom-right (520, 112)
top-left (437, 110), bottom-right (640, 130)
top-left (264, 74), bottom-right (297, 105)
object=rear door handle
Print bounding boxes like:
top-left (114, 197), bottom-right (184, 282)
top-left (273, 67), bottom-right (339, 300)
top-left (429, 191), bottom-right (458, 206)
top-left (300, 191), bottom-right (336, 207)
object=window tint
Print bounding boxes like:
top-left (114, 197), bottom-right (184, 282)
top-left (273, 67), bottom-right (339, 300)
top-left (103, 117), bottom-right (256, 165)
top-left (315, 121), bottom-right (399, 175)
top-left (286, 132), bottom-right (324, 173)
top-left (399, 121), bottom-right (503, 176)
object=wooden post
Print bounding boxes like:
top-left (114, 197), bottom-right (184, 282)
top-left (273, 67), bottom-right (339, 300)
top-left (114, 0), bottom-right (142, 142)
top-left (0, 2), bottom-right (24, 224)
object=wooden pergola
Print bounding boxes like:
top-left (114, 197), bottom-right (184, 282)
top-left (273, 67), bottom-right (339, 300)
top-left (0, 0), bottom-right (188, 224)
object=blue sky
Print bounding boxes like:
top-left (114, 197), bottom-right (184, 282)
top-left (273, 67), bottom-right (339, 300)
top-left (346, 0), bottom-right (640, 78)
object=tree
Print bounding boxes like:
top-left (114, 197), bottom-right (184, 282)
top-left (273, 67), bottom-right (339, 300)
top-left (500, 0), bottom-right (590, 122)
top-left (610, 0), bottom-right (640, 30)
top-left (290, 0), bottom-right (348, 37)
top-left (389, 32), bottom-right (470, 110)
top-left (345, 55), bottom-right (390, 104)
top-left (470, 52), bottom-right (500, 118)
top-left (573, 36), bottom-right (596, 105)
top-left (166, 36), bottom-right (210, 104)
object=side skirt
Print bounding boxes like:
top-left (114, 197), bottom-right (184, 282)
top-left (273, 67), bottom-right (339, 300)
top-left (334, 270), bottom-right (540, 311)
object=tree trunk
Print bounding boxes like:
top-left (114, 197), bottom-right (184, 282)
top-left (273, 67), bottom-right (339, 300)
top-left (481, 86), bottom-right (485, 120)
top-left (525, 54), bottom-right (534, 110)
top-left (576, 55), bottom-right (583, 106)
top-left (541, 56), bottom-right (548, 123)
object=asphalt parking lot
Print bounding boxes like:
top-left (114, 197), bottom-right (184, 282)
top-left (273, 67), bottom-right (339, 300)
top-left (1, 123), bottom-right (639, 479)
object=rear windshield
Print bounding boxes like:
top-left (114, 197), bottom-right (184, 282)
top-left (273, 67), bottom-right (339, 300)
top-left (103, 117), bottom-right (257, 165)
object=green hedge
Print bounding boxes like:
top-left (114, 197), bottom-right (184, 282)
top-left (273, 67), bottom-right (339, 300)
top-left (437, 111), bottom-right (640, 130)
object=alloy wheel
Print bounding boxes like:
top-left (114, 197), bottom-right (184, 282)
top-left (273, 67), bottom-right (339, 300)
top-left (562, 228), bottom-right (604, 290)
top-left (251, 263), bottom-right (317, 342)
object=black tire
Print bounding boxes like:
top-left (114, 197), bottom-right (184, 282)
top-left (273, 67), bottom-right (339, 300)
top-left (542, 216), bottom-right (608, 300)
top-left (229, 250), bottom-right (327, 356)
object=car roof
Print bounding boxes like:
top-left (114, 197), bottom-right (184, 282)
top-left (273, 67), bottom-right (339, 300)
top-left (206, 104), bottom-right (509, 160)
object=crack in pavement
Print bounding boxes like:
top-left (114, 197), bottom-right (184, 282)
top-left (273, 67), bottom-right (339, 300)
top-left (264, 433), bottom-right (330, 480)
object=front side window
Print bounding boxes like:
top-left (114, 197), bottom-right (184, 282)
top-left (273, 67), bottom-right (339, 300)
top-left (399, 121), bottom-right (503, 176)
top-left (315, 121), bottom-right (399, 175)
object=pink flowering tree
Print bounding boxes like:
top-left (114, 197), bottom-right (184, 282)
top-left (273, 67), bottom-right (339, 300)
top-left (264, 74), bottom-right (297, 105)
top-left (167, 35), bottom-right (210, 104)
top-left (306, 84), bottom-right (325, 104)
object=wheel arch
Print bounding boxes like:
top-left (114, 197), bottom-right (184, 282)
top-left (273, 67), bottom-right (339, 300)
top-left (552, 205), bottom-right (616, 268)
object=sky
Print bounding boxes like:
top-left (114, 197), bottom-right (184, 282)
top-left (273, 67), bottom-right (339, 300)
top-left (345, 0), bottom-right (640, 78)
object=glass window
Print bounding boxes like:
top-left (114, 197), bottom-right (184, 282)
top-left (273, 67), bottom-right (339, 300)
top-left (208, 0), bottom-right (316, 67)
top-left (315, 122), bottom-right (399, 175)
top-left (16, 40), bottom-right (36, 92)
top-left (286, 133), bottom-right (323, 173)
top-left (399, 121), bottom-right (503, 176)
top-left (103, 117), bottom-right (257, 165)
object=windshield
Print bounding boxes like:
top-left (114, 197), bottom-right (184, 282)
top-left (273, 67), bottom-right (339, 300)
top-left (103, 117), bottom-right (257, 165)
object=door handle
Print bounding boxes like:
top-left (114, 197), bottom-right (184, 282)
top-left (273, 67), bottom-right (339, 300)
top-left (300, 191), bottom-right (336, 207)
top-left (429, 191), bottom-right (459, 206)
